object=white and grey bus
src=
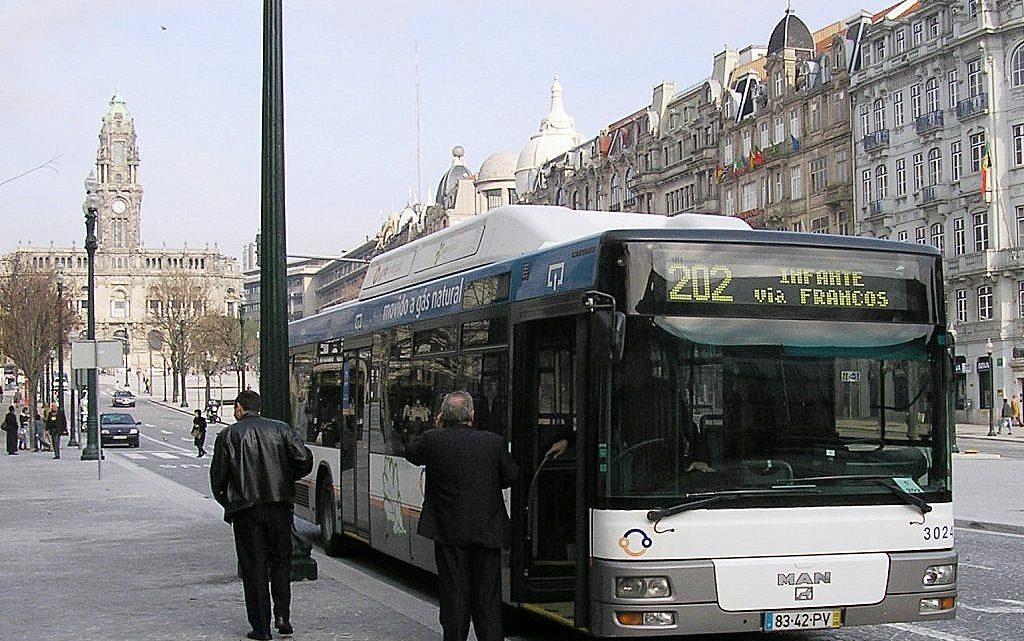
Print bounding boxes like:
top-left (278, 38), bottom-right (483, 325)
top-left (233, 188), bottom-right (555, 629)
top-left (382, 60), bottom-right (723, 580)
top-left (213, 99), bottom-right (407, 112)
top-left (288, 205), bottom-right (956, 637)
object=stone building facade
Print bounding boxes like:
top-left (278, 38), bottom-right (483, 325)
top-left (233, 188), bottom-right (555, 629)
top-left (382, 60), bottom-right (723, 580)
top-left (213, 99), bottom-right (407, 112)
top-left (4, 92), bottom-right (243, 377)
top-left (850, 0), bottom-right (1024, 416)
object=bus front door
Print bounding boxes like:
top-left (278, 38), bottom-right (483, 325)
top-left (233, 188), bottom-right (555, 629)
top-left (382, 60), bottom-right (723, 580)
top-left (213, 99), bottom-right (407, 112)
top-left (341, 348), bottom-right (371, 540)
top-left (512, 316), bottom-right (580, 622)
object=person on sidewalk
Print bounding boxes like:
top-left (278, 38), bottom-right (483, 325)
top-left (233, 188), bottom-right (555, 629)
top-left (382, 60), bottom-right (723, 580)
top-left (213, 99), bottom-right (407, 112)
top-left (404, 391), bottom-right (519, 641)
top-left (3, 405), bottom-right (19, 455)
top-left (33, 412), bottom-right (49, 452)
top-left (191, 409), bottom-right (207, 457)
top-left (45, 403), bottom-right (65, 460)
top-left (1012, 395), bottom-right (1022, 428)
top-left (1000, 397), bottom-right (1014, 435)
top-left (210, 390), bottom-right (313, 641)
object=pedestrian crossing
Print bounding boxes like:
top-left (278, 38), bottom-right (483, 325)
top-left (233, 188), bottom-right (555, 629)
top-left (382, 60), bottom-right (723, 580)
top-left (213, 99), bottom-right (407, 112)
top-left (118, 450), bottom-right (202, 461)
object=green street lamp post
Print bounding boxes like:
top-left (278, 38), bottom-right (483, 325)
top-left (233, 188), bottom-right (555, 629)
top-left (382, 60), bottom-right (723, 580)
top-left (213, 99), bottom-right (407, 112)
top-left (81, 177), bottom-right (101, 461)
top-left (986, 338), bottom-right (995, 436)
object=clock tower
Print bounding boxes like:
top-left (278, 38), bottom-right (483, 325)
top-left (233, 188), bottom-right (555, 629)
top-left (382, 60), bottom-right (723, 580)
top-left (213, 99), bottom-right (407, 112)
top-left (94, 90), bottom-right (143, 251)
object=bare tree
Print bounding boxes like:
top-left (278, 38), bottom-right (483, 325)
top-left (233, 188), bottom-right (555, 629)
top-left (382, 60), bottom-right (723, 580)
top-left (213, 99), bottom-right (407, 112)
top-left (0, 255), bottom-right (79, 449)
top-left (146, 272), bottom-right (210, 405)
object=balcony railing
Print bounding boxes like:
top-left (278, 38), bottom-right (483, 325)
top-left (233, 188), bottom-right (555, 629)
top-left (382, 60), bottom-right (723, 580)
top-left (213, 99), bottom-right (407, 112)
top-left (956, 93), bottom-right (988, 120)
top-left (922, 185), bottom-right (941, 203)
top-left (862, 129), bottom-right (890, 152)
top-left (868, 200), bottom-right (884, 216)
top-left (915, 110), bottom-right (944, 135)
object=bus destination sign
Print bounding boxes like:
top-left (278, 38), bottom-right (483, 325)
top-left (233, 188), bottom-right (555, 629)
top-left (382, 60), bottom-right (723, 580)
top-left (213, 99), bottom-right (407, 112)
top-left (635, 245), bottom-right (932, 323)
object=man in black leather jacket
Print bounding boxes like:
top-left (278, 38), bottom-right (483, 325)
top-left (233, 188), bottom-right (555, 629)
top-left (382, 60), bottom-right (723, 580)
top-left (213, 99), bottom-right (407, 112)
top-left (210, 390), bottom-right (313, 641)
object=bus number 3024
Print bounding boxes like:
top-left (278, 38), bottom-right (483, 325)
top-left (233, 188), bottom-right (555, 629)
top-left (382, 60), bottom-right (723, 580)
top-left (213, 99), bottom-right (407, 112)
top-left (923, 525), bottom-right (953, 541)
top-left (668, 264), bottom-right (734, 302)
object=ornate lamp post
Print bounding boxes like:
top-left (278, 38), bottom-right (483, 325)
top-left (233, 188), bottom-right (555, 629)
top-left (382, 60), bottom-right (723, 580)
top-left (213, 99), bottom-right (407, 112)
top-left (81, 176), bottom-right (101, 461)
top-left (178, 320), bottom-right (188, 408)
top-left (986, 338), bottom-right (996, 436)
top-left (56, 269), bottom-right (69, 446)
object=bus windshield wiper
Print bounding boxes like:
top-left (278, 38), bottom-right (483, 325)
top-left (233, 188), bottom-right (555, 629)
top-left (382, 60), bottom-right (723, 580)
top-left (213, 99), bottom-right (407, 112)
top-left (646, 486), bottom-right (812, 522)
top-left (794, 474), bottom-right (932, 519)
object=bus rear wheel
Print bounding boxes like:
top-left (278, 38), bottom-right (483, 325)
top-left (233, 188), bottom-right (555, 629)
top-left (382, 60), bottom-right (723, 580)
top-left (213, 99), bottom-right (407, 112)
top-left (318, 482), bottom-right (345, 556)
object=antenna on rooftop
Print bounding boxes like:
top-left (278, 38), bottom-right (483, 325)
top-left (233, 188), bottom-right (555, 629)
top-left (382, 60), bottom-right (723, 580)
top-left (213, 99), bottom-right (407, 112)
top-left (415, 41), bottom-right (422, 205)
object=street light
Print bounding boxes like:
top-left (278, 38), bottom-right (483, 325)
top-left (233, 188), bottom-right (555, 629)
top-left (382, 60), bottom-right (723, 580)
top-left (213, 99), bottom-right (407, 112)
top-left (986, 338), bottom-right (995, 436)
top-left (238, 303), bottom-right (247, 391)
top-left (56, 268), bottom-right (69, 446)
top-left (178, 319), bottom-right (188, 408)
top-left (81, 175), bottom-right (101, 461)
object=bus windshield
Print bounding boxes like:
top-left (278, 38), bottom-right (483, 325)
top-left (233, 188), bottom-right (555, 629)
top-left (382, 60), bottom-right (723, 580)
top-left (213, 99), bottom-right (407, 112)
top-left (600, 316), bottom-right (951, 505)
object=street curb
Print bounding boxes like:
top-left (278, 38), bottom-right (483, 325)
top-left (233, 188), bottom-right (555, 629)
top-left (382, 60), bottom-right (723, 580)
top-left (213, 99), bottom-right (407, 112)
top-left (955, 519), bottom-right (1024, 536)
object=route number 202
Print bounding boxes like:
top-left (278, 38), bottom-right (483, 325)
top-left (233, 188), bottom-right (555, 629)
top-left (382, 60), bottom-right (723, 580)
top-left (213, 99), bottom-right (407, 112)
top-left (668, 264), bottom-right (734, 302)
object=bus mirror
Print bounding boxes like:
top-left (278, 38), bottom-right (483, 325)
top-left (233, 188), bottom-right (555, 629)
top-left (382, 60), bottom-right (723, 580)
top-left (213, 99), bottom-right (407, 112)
top-left (592, 310), bottom-right (627, 363)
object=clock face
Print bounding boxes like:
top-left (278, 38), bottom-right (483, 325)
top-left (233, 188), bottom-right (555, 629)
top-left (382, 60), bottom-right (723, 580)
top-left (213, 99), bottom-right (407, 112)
top-left (110, 199), bottom-right (127, 214)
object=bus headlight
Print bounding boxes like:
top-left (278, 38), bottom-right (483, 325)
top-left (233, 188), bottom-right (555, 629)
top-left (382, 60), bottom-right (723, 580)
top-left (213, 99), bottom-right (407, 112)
top-left (919, 596), bottom-right (955, 613)
top-left (615, 576), bottom-right (671, 598)
top-left (922, 564), bottom-right (955, 586)
top-left (615, 611), bottom-right (676, 626)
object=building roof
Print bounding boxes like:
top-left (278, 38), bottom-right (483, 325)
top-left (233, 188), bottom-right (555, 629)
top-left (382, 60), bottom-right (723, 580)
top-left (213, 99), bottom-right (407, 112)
top-left (767, 11), bottom-right (815, 55)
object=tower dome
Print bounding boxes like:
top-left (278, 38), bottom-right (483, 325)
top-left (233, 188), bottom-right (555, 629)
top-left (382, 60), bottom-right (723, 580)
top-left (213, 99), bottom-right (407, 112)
top-left (515, 74), bottom-right (583, 196)
top-left (435, 146), bottom-right (472, 208)
top-left (477, 151), bottom-right (517, 184)
top-left (767, 10), bottom-right (814, 55)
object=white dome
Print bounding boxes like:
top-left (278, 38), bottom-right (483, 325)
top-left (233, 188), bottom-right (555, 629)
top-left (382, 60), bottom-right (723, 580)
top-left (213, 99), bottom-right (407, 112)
top-left (477, 151), bottom-right (517, 185)
top-left (515, 74), bottom-right (583, 195)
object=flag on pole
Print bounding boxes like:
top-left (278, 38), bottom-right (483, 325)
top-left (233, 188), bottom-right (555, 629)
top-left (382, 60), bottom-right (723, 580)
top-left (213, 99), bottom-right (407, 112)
top-left (980, 139), bottom-right (991, 194)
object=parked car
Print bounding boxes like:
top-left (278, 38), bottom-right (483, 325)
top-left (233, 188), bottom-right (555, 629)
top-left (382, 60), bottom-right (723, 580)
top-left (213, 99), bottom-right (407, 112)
top-left (99, 412), bottom-right (141, 448)
top-left (112, 389), bottom-right (136, 407)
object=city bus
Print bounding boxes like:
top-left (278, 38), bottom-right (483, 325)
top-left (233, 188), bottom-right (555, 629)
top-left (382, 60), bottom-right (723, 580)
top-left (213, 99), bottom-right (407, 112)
top-left (288, 205), bottom-right (956, 637)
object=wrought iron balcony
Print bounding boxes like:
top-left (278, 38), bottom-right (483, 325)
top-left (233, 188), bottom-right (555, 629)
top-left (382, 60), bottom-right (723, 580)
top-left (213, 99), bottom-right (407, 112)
top-left (922, 184), bottom-right (942, 203)
top-left (956, 93), bottom-right (988, 120)
top-left (915, 110), bottom-right (944, 135)
top-left (862, 129), bottom-right (890, 152)
top-left (868, 200), bottom-right (884, 216)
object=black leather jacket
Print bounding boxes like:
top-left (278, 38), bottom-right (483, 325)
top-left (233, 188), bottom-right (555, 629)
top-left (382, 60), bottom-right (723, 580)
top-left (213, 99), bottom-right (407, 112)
top-left (209, 413), bottom-right (313, 522)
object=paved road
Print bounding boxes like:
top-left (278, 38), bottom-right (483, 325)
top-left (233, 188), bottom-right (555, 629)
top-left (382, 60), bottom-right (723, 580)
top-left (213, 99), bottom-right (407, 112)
top-left (85, 384), bottom-right (1024, 640)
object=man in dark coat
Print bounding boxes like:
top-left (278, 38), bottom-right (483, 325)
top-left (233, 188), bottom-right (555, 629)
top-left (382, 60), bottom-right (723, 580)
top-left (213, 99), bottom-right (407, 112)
top-left (3, 406), bottom-right (18, 455)
top-left (405, 391), bottom-right (518, 641)
top-left (210, 390), bottom-right (313, 640)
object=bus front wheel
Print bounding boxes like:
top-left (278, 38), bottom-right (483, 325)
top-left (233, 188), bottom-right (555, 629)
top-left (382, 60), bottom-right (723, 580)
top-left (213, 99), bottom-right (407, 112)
top-left (318, 482), bottom-right (345, 556)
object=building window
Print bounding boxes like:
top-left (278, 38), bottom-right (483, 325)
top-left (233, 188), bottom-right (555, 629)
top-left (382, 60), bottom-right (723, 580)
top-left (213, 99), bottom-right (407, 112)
top-left (916, 226), bottom-right (926, 244)
top-left (931, 222), bottom-right (944, 250)
top-left (835, 148), bottom-right (848, 182)
top-left (862, 169), bottom-right (873, 204)
top-left (897, 230), bottom-right (909, 243)
top-left (967, 58), bottom-right (983, 97)
top-left (948, 70), bottom-right (959, 108)
top-left (875, 164), bottom-right (888, 199)
top-left (973, 212), bottom-right (989, 251)
top-left (773, 115), bottom-right (784, 143)
top-left (760, 121), bottom-right (770, 148)
top-left (910, 84), bottom-right (922, 119)
top-left (724, 140), bottom-right (734, 164)
top-left (860, 104), bottom-right (871, 136)
top-left (925, 78), bottom-right (940, 113)
top-left (895, 29), bottom-right (906, 53)
top-left (970, 131), bottom-right (986, 172)
top-left (873, 98), bottom-right (885, 131)
top-left (913, 153), bottom-right (924, 192)
top-left (610, 173), bottom-right (621, 209)
top-left (1016, 205), bottom-right (1024, 246)
top-left (928, 147), bottom-right (942, 185)
top-left (774, 172), bottom-right (783, 203)
top-left (741, 181), bottom-right (757, 211)
top-left (791, 165), bottom-right (803, 199)
top-left (968, 0), bottom-right (980, 18)
top-left (912, 21), bottom-right (923, 45)
top-left (956, 289), bottom-right (967, 323)
top-left (790, 109), bottom-right (800, 139)
top-left (896, 157), bottom-right (907, 196)
top-left (809, 101), bottom-right (820, 131)
top-left (725, 189), bottom-right (735, 215)
top-left (1013, 44), bottom-right (1024, 87)
top-left (110, 291), bottom-right (129, 319)
top-left (978, 285), bottom-right (993, 320)
top-left (927, 13), bottom-right (940, 38)
top-left (1019, 282), bottom-right (1024, 318)
top-left (775, 71), bottom-right (784, 97)
top-left (742, 129), bottom-right (752, 156)
top-left (951, 141), bottom-right (962, 181)
top-left (954, 217), bottom-right (966, 255)
top-left (1013, 124), bottom-right (1024, 166)
top-left (893, 90), bottom-right (904, 127)
top-left (810, 158), bottom-right (827, 193)
top-left (485, 189), bottom-right (502, 211)
top-left (875, 38), bottom-right (886, 61)
top-left (811, 216), bottom-right (829, 233)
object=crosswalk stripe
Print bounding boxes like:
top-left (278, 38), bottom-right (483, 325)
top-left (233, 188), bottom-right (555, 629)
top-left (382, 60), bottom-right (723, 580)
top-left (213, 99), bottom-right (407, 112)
top-left (121, 452), bottom-right (148, 460)
top-left (151, 452), bottom-right (180, 459)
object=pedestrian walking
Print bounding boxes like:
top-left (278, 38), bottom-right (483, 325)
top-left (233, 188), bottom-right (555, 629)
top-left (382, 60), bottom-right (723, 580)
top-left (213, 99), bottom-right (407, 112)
top-left (191, 409), bottom-right (207, 457)
top-left (33, 412), bottom-right (49, 452)
top-left (210, 390), bottom-right (313, 641)
top-left (3, 406), bottom-right (19, 455)
top-left (19, 407), bottom-right (30, 450)
top-left (1000, 397), bottom-right (1014, 435)
top-left (404, 391), bottom-right (518, 641)
top-left (1012, 395), bottom-right (1021, 428)
top-left (45, 403), bottom-right (67, 460)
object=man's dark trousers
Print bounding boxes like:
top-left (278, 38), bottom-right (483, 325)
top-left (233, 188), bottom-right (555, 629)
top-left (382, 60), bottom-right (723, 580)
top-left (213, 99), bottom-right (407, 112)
top-left (434, 543), bottom-right (503, 641)
top-left (49, 430), bottom-right (61, 459)
top-left (232, 502), bottom-right (293, 637)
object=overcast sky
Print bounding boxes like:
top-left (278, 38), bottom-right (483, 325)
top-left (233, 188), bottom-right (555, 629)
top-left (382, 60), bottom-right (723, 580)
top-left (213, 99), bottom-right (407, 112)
top-left (1, 0), bottom-right (876, 260)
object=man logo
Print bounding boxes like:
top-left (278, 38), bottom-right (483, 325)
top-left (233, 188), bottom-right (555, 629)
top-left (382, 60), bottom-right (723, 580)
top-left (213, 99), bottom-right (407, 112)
top-left (795, 587), bottom-right (814, 601)
top-left (778, 571), bottom-right (831, 586)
